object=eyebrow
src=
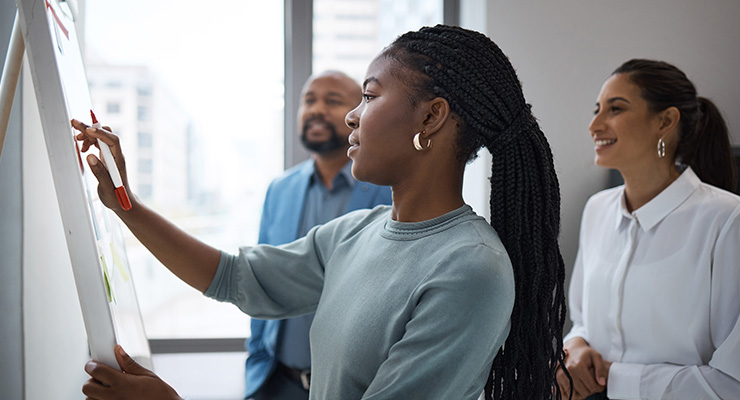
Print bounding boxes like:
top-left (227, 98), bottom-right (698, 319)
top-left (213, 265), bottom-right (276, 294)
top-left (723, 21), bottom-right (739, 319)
top-left (304, 91), bottom-right (345, 98)
top-left (362, 77), bottom-right (380, 90)
top-left (598, 96), bottom-right (631, 106)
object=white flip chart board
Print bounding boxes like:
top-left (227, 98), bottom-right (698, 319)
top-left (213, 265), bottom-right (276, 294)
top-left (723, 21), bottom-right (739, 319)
top-left (16, 0), bottom-right (151, 370)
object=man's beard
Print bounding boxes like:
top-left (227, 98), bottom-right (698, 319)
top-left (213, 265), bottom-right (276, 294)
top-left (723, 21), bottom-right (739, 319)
top-left (300, 117), bottom-right (346, 154)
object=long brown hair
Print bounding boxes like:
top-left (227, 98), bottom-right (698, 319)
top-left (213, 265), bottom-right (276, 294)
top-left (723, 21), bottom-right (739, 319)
top-left (614, 59), bottom-right (737, 192)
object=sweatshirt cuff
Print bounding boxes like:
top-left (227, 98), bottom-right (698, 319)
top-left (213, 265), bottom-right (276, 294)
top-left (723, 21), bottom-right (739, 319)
top-left (204, 251), bottom-right (234, 300)
top-left (607, 362), bottom-right (644, 399)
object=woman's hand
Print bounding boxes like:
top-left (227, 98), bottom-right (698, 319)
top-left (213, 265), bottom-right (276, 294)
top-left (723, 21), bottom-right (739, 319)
top-left (71, 118), bottom-right (135, 212)
top-left (82, 345), bottom-right (181, 400)
top-left (556, 337), bottom-right (611, 400)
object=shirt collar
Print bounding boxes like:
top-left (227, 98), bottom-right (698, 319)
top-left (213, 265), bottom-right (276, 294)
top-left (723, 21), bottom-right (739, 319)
top-left (338, 160), bottom-right (357, 189)
top-left (615, 167), bottom-right (700, 232)
top-left (309, 159), bottom-right (357, 190)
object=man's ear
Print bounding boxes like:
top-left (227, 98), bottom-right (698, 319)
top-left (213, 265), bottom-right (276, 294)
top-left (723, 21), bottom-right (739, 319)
top-left (420, 97), bottom-right (451, 137)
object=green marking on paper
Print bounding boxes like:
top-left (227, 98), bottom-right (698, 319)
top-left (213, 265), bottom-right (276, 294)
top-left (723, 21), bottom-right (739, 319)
top-left (110, 242), bottom-right (130, 282)
top-left (101, 255), bottom-right (116, 304)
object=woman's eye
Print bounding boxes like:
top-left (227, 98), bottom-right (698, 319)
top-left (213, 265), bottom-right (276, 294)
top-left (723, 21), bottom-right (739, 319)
top-left (610, 107), bottom-right (622, 113)
top-left (362, 94), bottom-right (375, 102)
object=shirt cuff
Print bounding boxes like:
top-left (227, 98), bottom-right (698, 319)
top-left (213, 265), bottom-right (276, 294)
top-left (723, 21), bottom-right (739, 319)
top-left (607, 362), bottom-right (644, 399)
top-left (563, 326), bottom-right (588, 344)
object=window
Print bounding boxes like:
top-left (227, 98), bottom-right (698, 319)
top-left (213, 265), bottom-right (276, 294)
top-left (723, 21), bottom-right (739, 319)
top-left (106, 102), bottom-right (120, 114)
top-left (137, 131), bottom-right (152, 148)
top-left (137, 105), bottom-right (148, 122)
top-left (138, 158), bottom-right (153, 174)
top-left (138, 184), bottom-right (153, 199)
top-left (85, 1), bottom-right (285, 342)
top-left (137, 85), bottom-right (152, 97)
top-left (313, 0), bottom-right (444, 82)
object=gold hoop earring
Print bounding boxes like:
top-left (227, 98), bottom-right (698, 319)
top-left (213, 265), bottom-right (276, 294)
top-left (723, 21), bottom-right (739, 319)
top-left (657, 137), bottom-right (666, 159)
top-left (413, 131), bottom-right (431, 151)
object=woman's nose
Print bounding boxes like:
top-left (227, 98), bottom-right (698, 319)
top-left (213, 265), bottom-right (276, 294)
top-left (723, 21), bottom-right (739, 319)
top-left (345, 106), bottom-right (360, 129)
top-left (589, 113), bottom-right (603, 135)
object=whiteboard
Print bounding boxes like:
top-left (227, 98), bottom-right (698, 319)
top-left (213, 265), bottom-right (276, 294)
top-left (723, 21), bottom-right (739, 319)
top-left (17, 0), bottom-right (151, 370)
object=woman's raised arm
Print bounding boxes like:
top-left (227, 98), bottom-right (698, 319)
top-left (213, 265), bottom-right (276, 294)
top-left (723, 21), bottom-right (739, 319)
top-left (71, 119), bottom-right (221, 293)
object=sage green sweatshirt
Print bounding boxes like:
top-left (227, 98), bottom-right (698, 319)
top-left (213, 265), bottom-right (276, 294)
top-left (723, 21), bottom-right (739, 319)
top-left (206, 205), bottom-right (514, 399)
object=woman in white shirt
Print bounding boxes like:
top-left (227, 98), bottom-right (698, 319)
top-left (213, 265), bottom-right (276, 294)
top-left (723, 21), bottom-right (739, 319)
top-left (557, 59), bottom-right (740, 400)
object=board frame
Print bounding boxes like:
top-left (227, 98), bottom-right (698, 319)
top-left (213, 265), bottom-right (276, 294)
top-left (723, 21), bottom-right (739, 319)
top-left (16, 0), bottom-right (151, 370)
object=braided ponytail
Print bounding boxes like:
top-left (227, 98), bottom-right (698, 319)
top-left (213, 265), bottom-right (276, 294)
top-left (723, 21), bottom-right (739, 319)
top-left (386, 25), bottom-right (568, 399)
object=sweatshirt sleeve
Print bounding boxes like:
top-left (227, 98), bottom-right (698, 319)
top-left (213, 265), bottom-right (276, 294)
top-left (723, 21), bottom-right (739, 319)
top-left (204, 225), bottom-right (326, 319)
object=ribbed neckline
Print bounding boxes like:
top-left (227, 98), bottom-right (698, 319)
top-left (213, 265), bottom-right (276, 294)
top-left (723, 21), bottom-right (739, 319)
top-left (381, 205), bottom-right (478, 241)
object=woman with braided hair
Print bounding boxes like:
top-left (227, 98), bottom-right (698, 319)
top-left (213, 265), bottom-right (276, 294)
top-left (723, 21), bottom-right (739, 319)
top-left (77, 25), bottom-right (567, 400)
top-left (557, 59), bottom-right (740, 399)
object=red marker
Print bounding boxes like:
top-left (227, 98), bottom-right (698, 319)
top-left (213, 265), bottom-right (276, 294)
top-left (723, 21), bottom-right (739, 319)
top-left (90, 110), bottom-right (132, 211)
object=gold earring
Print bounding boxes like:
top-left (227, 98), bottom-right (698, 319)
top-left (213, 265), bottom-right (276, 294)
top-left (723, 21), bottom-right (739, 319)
top-left (657, 137), bottom-right (666, 159)
top-left (413, 131), bottom-right (431, 151)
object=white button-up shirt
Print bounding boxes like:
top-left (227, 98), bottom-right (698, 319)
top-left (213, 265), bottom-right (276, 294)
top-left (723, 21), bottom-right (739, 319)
top-left (565, 167), bottom-right (740, 399)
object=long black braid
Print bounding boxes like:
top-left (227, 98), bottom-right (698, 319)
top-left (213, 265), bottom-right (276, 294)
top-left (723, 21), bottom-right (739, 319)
top-left (385, 25), bottom-right (568, 399)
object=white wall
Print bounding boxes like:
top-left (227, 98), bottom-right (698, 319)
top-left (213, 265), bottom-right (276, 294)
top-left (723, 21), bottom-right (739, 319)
top-left (0, 4), bottom-right (23, 399)
top-left (482, 1), bottom-right (740, 298)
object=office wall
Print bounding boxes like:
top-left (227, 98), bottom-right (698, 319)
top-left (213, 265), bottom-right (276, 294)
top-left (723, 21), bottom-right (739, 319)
top-left (484, 2), bottom-right (740, 307)
top-left (0, 2), bottom-right (23, 398)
